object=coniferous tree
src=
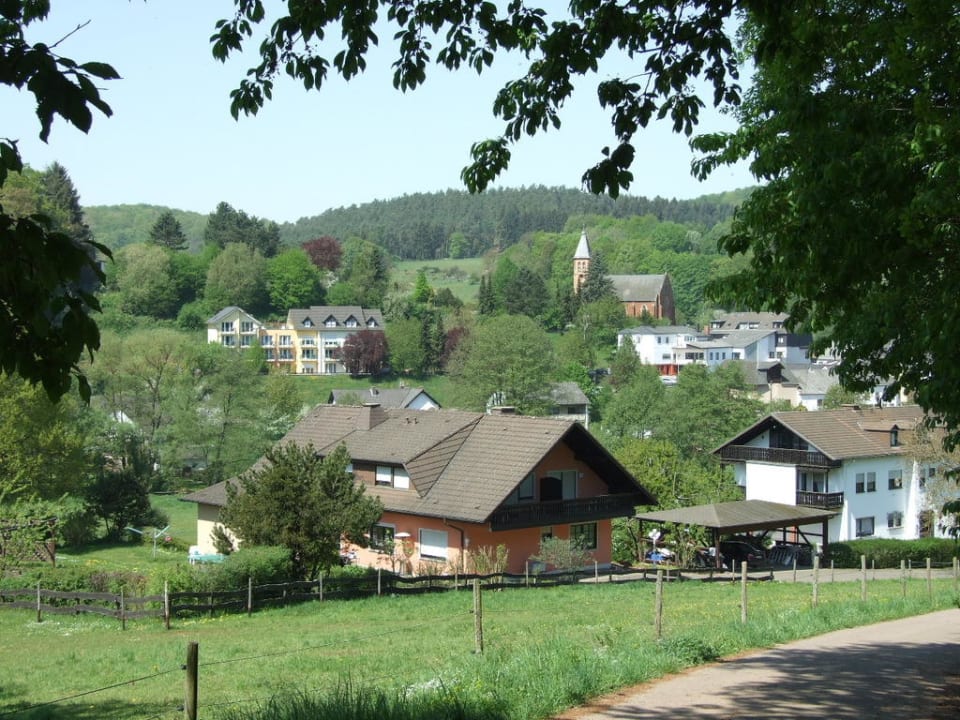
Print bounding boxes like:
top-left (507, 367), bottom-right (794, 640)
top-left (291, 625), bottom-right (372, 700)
top-left (149, 210), bottom-right (189, 250)
top-left (41, 162), bottom-right (92, 244)
top-left (477, 274), bottom-right (496, 315)
top-left (578, 251), bottom-right (615, 304)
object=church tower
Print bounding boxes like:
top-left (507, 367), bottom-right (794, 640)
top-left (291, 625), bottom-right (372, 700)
top-left (573, 228), bottom-right (591, 293)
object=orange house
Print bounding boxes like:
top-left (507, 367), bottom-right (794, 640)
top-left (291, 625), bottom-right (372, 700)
top-left (184, 404), bottom-right (654, 575)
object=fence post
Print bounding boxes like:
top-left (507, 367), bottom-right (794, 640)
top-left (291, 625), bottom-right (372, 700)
top-left (319, 574), bottom-right (324, 602)
top-left (926, 558), bottom-right (933, 605)
top-left (36, 581), bottom-right (41, 623)
top-left (594, 560), bottom-right (599, 584)
top-left (860, 555), bottom-right (867, 602)
top-left (247, 577), bottom-right (253, 616)
top-left (812, 555), bottom-right (819, 608)
top-left (830, 559), bottom-right (835, 583)
top-left (954, 556), bottom-right (959, 595)
top-left (900, 560), bottom-right (907, 599)
top-left (185, 641), bottom-right (199, 720)
top-left (872, 558), bottom-right (876, 581)
top-left (377, 568), bottom-right (382, 597)
top-left (120, 588), bottom-right (126, 631)
top-left (525, 561), bottom-right (529, 588)
top-left (164, 580), bottom-right (171, 630)
top-left (740, 561), bottom-right (748, 625)
top-left (654, 569), bottom-right (664, 640)
top-left (792, 555), bottom-right (797, 583)
top-left (473, 579), bottom-right (484, 655)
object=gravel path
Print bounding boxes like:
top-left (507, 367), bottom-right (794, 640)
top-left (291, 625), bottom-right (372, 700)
top-left (554, 608), bottom-right (960, 719)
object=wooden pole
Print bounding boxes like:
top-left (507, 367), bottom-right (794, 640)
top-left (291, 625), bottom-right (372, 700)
top-left (654, 569), bottom-right (664, 640)
top-left (472, 579), bottom-right (483, 654)
top-left (319, 574), bottom-right (323, 602)
top-left (594, 560), bottom-right (599, 584)
top-left (120, 588), bottom-right (126, 631)
top-left (872, 558), bottom-right (876, 581)
top-left (740, 561), bottom-right (748, 625)
top-left (860, 555), bottom-right (867, 602)
top-left (36, 581), bottom-right (41, 623)
top-left (377, 567), bottom-right (382, 596)
top-left (830, 559), bottom-right (835, 583)
top-left (164, 580), bottom-right (170, 630)
top-left (792, 555), bottom-right (797, 583)
top-left (926, 557), bottom-right (933, 605)
top-left (247, 576), bottom-right (253, 616)
top-left (185, 642), bottom-right (198, 720)
top-left (812, 555), bottom-right (819, 608)
top-left (954, 556), bottom-right (959, 596)
top-left (525, 561), bottom-right (529, 588)
top-left (900, 559), bottom-right (907, 599)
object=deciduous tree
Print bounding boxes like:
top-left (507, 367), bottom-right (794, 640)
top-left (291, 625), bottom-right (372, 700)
top-left (339, 329), bottom-right (388, 377)
top-left (265, 248), bottom-right (324, 312)
top-left (301, 235), bottom-right (343, 271)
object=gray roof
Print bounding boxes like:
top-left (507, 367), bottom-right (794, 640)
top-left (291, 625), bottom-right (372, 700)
top-left (709, 311), bottom-right (790, 331)
top-left (688, 329), bottom-right (776, 349)
top-left (183, 406), bottom-right (652, 524)
top-left (547, 381), bottom-right (589, 406)
top-left (207, 306), bottom-right (257, 325)
top-left (328, 387), bottom-right (439, 409)
top-left (574, 229), bottom-right (591, 259)
top-left (716, 405), bottom-right (927, 461)
top-left (636, 500), bottom-right (837, 534)
top-left (781, 364), bottom-right (838, 395)
top-left (608, 274), bottom-right (669, 302)
top-left (619, 325), bottom-right (700, 337)
top-left (287, 306), bottom-right (384, 329)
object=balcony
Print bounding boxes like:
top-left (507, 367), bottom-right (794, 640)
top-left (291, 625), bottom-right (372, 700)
top-left (718, 445), bottom-right (840, 468)
top-left (489, 493), bottom-right (648, 531)
top-left (796, 491), bottom-right (845, 509)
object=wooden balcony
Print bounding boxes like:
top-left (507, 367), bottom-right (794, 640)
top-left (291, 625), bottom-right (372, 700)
top-left (489, 493), bottom-right (647, 531)
top-left (796, 490), bottom-right (845, 509)
top-left (718, 445), bottom-right (840, 468)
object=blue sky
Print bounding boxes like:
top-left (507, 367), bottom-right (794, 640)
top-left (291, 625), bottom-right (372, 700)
top-left (4, 2), bottom-right (754, 223)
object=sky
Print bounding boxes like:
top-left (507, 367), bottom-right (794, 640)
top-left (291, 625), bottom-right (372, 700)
top-left (4, 2), bottom-right (754, 224)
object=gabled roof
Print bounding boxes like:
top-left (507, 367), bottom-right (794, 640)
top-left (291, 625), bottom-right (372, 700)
top-left (548, 381), bottom-right (589, 407)
top-left (207, 306), bottom-right (259, 325)
top-left (328, 387), bottom-right (439, 409)
top-left (608, 274), bottom-right (669, 302)
top-left (286, 306), bottom-right (384, 328)
top-left (780, 364), bottom-right (838, 396)
top-left (184, 406), bottom-right (652, 524)
top-left (708, 311), bottom-right (790, 331)
top-left (715, 405), bottom-right (927, 461)
top-left (688, 329), bottom-right (777, 350)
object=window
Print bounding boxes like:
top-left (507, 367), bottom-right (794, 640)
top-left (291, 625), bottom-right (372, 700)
top-left (240, 321), bottom-right (255, 333)
top-left (261, 336), bottom-right (273, 347)
top-left (370, 524), bottom-right (394, 551)
top-left (302, 349), bottom-right (317, 359)
top-left (798, 472), bottom-right (825, 493)
top-left (301, 366), bottom-right (315, 374)
top-left (301, 337), bottom-right (316, 346)
top-left (279, 335), bottom-right (291, 347)
top-left (302, 318), bottom-right (313, 328)
top-left (221, 336), bottom-right (236, 347)
top-left (220, 321), bottom-right (234, 333)
top-left (240, 336), bottom-right (252, 347)
top-left (890, 428), bottom-right (899, 447)
top-left (376, 465), bottom-right (410, 489)
top-left (325, 317), bottom-right (337, 327)
top-left (279, 348), bottom-right (293, 360)
top-left (517, 472), bottom-right (534, 500)
top-left (855, 472), bottom-right (877, 493)
top-left (324, 348), bottom-right (338, 359)
top-left (419, 529), bottom-right (448, 560)
top-left (264, 349), bottom-right (274, 360)
top-left (325, 363), bottom-right (338, 373)
top-left (856, 516), bottom-right (875, 537)
top-left (346, 317), bottom-right (359, 327)
top-left (887, 511), bottom-right (903, 529)
top-left (919, 466), bottom-right (936, 490)
top-left (888, 470), bottom-right (903, 490)
top-left (367, 318), bottom-right (378, 327)
top-left (570, 522), bottom-right (598, 550)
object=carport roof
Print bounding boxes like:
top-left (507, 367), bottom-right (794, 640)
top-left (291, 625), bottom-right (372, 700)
top-left (635, 500), bottom-right (837, 535)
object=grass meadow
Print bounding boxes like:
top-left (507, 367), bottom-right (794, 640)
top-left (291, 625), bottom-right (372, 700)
top-left (0, 573), bottom-right (957, 720)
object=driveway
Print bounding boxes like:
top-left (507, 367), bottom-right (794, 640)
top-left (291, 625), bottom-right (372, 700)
top-left (555, 608), bottom-right (960, 719)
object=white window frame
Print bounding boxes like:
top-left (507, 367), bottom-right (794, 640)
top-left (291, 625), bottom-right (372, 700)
top-left (419, 529), bottom-right (448, 560)
top-left (887, 511), bottom-right (903, 529)
top-left (376, 465), bottom-right (410, 489)
top-left (888, 470), bottom-right (903, 490)
top-left (370, 523), bottom-right (395, 551)
top-left (856, 516), bottom-right (875, 537)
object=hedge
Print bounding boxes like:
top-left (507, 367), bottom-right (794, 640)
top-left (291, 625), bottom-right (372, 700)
top-left (828, 538), bottom-right (958, 568)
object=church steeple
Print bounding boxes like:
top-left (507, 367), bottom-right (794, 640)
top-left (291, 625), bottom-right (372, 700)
top-left (573, 228), bottom-right (591, 293)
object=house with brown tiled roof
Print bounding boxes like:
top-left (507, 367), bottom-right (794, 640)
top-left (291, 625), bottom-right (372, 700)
top-left (183, 405), bottom-right (654, 574)
top-left (328, 386), bottom-right (440, 410)
top-left (715, 405), bottom-right (956, 543)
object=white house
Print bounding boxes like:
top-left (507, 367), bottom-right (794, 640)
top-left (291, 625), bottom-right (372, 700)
top-left (616, 325), bottom-right (704, 376)
top-left (329, 386), bottom-right (441, 410)
top-left (206, 307), bottom-right (265, 349)
top-left (715, 405), bottom-right (956, 543)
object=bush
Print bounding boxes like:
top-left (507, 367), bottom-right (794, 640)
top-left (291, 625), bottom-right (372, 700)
top-left (151, 545), bottom-right (295, 594)
top-left (828, 538), bottom-right (959, 568)
top-left (2, 565), bottom-right (148, 595)
top-left (54, 498), bottom-right (98, 547)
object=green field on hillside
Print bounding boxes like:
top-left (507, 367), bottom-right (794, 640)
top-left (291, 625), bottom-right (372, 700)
top-left (392, 257), bottom-right (488, 304)
top-left (1, 573), bottom-right (956, 720)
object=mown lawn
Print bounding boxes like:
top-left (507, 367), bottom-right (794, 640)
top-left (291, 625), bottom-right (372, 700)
top-left (0, 574), bottom-right (956, 720)
top-left (392, 258), bottom-right (488, 304)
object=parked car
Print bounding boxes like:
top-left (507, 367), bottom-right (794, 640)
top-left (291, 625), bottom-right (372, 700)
top-left (720, 539), bottom-right (766, 568)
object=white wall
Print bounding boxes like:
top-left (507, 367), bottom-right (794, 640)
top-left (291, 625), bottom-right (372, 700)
top-left (744, 463), bottom-right (796, 504)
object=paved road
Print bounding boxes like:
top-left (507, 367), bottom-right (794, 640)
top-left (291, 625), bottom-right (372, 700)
top-left (555, 608), bottom-right (960, 719)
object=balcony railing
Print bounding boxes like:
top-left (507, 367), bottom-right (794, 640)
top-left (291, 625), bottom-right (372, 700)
top-left (489, 493), bottom-right (647, 531)
top-left (718, 445), bottom-right (840, 468)
top-left (796, 490), bottom-right (845, 509)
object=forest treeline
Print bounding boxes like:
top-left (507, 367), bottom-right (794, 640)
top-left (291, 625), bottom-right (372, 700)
top-left (84, 185), bottom-right (750, 259)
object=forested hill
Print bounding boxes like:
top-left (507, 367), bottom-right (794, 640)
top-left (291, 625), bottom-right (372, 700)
top-left (83, 186), bottom-right (750, 257)
top-left (279, 185), bottom-right (750, 260)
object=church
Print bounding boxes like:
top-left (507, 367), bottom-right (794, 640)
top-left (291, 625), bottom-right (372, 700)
top-left (573, 230), bottom-right (676, 323)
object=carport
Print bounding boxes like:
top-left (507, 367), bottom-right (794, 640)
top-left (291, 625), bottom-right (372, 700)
top-left (635, 500), bottom-right (839, 569)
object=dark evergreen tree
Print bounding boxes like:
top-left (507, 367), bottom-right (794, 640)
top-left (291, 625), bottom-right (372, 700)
top-left (504, 267), bottom-right (548, 320)
top-left (204, 201), bottom-right (280, 257)
top-left (578, 251), bottom-right (615, 304)
top-left (41, 162), bottom-right (92, 244)
top-left (149, 210), bottom-right (188, 250)
top-left (477, 274), bottom-right (496, 315)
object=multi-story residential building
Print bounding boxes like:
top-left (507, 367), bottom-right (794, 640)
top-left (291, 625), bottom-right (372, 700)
top-left (715, 405), bottom-right (956, 543)
top-left (207, 305), bottom-right (384, 375)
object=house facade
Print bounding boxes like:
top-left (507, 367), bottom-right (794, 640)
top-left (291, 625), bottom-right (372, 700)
top-left (715, 406), bottom-right (954, 543)
top-left (183, 405), bottom-right (654, 574)
top-left (329, 386), bottom-right (441, 410)
top-left (206, 305), bottom-right (384, 375)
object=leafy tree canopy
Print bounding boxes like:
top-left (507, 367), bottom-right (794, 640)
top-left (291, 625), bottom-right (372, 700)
top-left (221, 443), bottom-right (383, 579)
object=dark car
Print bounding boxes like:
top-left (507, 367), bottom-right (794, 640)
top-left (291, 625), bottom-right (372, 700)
top-left (720, 540), bottom-right (766, 568)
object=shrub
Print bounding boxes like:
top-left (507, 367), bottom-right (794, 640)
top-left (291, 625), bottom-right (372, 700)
top-left (828, 538), bottom-right (958, 568)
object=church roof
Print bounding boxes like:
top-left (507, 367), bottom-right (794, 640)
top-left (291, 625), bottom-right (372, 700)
top-left (574, 229), bottom-right (591, 259)
top-left (609, 274), bottom-right (669, 302)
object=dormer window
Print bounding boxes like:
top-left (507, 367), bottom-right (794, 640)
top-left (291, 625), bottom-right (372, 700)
top-left (366, 318), bottom-right (378, 327)
top-left (345, 316), bottom-right (359, 328)
top-left (303, 318), bottom-right (313, 328)
top-left (890, 428), bottom-right (899, 447)
top-left (325, 317), bottom-right (337, 327)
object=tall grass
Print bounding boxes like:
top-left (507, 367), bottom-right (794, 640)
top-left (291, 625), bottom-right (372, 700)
top-left (1, 577), bottom-right (955, 720)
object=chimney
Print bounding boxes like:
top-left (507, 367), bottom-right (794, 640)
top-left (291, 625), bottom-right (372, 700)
top-left (356, 402), bottom-right (387, 430)
top-left (489, 406), bottom-right (517, 415)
